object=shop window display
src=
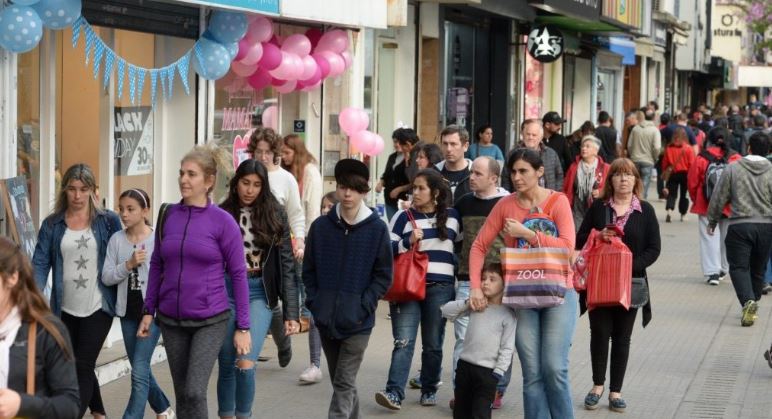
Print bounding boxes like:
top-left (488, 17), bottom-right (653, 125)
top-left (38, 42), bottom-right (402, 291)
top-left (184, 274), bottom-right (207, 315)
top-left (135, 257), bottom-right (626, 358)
top-left (16, 46), bottom-right (42, 226)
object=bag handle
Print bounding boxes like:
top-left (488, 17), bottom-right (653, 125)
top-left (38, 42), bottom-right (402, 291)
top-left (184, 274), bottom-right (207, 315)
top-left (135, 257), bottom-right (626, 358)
top-left (405, 208), bottom-right (419, 232)
top-left (540, 192), bottom-right (561, 215)
top-left (26, 322), bottom-right (36, 395)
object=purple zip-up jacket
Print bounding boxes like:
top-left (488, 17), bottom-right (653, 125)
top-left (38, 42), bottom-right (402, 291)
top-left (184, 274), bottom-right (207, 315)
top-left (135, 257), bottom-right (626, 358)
top-left (144, 201), bottom-right (250, 330)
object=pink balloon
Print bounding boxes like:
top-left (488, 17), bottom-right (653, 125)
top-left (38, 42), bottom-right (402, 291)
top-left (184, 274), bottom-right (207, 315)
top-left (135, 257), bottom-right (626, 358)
top-left (339, 107), bottom-right (370, 136)
top-left (231, 61), bottom-right (257, 78)
top-left (258, 43), bottom-right (282, 70)
top-left (340, 50), bottom-right (353, 69)
top-left (270, 52), bottom-right (303, 80)
top-left (262, 105), bottom-right (278, 130)
top-left (299, 55), bottom-right (317, 80)
top-left (239, 42), bottom-right (263, 66)
top-left (271, 77), bottom-right (286, 86)
top-left (316, 29), bottom-right (348, 54)
top-left (301, 80), bottom-right (322, 92)
top-left (246, 16), bottom-right (273, 44)
top-left (275, 79), bottom-right (298, 94)
top-left (366, 134), bottom-right (385, 156)
top-left (235, 38), bottom-right (250, 62)
top-left (281, 34), bottom-right (312, 56)
top-left (350, 130), bottom-right (376, 154)
top-left (319, 51), bottom-right (345, 77)
top-left (312, 53), bottom-right (331, 78)
top-left (301, 63), bottom-right (322, 86)
top-left (247, 67), bottom-right (272, 90)
top-left (305, 28), bottom-right (322, 47)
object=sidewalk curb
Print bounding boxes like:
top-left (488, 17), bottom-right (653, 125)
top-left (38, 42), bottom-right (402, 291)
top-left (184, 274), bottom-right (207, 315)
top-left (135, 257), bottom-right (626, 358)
top-left (96, 344), bottom-right (167, 386)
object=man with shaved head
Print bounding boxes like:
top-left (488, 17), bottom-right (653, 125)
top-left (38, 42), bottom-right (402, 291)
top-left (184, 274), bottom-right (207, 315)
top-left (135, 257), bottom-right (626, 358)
top-left (450, 156), bottom-right (511, 408)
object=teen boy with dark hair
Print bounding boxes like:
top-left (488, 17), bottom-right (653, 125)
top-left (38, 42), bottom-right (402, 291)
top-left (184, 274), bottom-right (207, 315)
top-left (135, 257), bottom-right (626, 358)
top-left (303, 159), bottom-right (393, 419)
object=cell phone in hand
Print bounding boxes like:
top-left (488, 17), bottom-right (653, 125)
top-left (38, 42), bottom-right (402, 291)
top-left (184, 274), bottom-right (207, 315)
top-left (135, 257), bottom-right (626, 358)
top-left (605, 224), bottom-right (624, 236)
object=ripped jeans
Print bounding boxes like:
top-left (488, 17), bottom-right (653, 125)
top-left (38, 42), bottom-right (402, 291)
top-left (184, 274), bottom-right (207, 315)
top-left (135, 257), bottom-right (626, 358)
top-left (216, 276), bottom-right (273, 418)
top-left (385, 282), bottom-right (455, 400)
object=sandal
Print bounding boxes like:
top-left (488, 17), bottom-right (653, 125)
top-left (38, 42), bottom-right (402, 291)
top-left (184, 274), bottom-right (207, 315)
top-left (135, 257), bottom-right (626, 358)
top-left (609, 396), bottom-right (627, 413)
top-left (584, 389), bottom-right (604, 410)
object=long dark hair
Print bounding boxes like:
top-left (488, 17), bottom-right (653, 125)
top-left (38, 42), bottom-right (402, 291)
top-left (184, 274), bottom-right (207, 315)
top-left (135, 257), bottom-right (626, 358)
top-left (413, 169), bottom-right (451, 241)
top-left (220, 160), bottom-right (285, 248)
top-left (0, 237), bottom-right (72, 359)
top-left (119, 188), bottom-right (151, 226)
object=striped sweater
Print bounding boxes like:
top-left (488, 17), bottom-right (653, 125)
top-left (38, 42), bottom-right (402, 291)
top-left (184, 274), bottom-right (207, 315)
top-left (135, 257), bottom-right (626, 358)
top-left (389, 208), bottom-right (461, 283)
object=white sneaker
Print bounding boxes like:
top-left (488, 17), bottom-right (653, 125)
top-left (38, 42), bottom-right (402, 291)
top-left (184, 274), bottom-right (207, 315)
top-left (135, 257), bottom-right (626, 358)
top-left (299, 365), bottom-right (323, 384)
top-left (157, 407), bottom-right (175, 419)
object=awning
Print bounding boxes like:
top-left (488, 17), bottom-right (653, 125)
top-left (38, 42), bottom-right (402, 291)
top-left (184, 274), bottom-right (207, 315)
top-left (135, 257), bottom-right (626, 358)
top-left (609, 37), bottom-right (636, 65)
top-left (171, 0), bottom-right (280, 14)
top-left (738, 66), bottom-right (772, 87)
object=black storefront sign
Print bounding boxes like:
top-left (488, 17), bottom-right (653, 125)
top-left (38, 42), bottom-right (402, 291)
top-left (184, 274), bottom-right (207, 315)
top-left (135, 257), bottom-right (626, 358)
top-left (527, 25), bottom-right (564, 63)
top-left (529, 0), bottom-right (601, 21)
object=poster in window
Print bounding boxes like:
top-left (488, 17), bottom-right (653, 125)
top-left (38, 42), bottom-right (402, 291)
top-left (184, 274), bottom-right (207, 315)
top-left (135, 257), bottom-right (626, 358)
top-left (114, 106), bottom-right (154, 176)
top-left (0, 177), bottom-right (37, 259)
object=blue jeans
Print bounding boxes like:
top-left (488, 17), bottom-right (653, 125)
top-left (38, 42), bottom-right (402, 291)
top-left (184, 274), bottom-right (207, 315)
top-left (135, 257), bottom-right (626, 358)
top-left (635, 162), bottom-right (653, 200)
top-left (765, 248), bottom-right (772, 284)
top-left (298, 267), bottom-right (322, 367)
top-left (386, 282), bottom-right (454, 400)
top-left (216, 277), bottom-right (273, 418)
top-left (120, 317), bottom-right (171, 419)
top-left (515, 289), bottom-right (578, 419)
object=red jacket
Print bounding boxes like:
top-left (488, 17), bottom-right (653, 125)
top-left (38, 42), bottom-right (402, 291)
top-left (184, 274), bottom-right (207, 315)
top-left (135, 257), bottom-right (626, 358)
top-left (687, 147), bottom-right (741, 216)
top-left (563, 156), bottom-right (610, 208)
top-left (661, 143), bottom-right (696, 174)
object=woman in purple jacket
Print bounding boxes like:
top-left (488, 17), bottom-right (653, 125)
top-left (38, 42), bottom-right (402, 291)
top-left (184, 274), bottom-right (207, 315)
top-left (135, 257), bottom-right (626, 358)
top-left (138, 145), bottom-right (251, 419)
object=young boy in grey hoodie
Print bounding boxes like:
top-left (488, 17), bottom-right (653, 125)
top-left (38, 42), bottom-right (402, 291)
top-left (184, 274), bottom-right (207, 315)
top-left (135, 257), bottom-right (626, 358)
top-left (707, 131), bottom-right (772, 327)
top-left (442, 263), bottom-right (516, 419)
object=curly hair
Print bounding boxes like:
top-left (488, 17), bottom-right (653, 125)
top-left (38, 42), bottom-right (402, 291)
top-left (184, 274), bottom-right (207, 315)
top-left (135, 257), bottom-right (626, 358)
top-left (247, 127), bottom-right (283, 159)
top-left (220, 160), bottom-right (285, 248)
top-left (413, 169), bottom-right (452, 241)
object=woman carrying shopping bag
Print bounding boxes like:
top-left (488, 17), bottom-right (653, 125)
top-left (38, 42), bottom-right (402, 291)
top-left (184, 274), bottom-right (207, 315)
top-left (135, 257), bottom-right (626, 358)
top-left (469, 148), bottom-right (577, 419)
top-left (576, 158), bottom-right (661, 412)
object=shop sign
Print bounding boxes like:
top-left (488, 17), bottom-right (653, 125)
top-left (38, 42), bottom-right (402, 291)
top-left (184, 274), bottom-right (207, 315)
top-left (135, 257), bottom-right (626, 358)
top-left (233, 131), bottom-right (253, 170)
top-left (528, 0), bottom-right (600, 21)
top-left (114, 107), bottom-right (154, 176)
top-left (527, 25), bottom-right (564, 63)
top-left (602, 0), bottom-right (642, 30)
top-left (173, 0), bottom-right (280, 14)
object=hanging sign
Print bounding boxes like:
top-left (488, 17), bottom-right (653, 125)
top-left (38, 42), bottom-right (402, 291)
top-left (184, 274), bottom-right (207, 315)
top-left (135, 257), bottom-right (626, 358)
top-left (114, 106), bottom-right (154, 176)
top-left (527, 25), bottom-right (564, 63)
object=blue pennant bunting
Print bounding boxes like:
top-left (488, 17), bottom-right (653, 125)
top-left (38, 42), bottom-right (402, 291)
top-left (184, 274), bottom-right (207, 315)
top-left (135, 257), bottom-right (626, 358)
top-left (128, 65), bottom-right (137, 104)
top-left (177, 52), bottom-right (191, 95)
top-left (136, 68), bottom-right (147, 104)
top-left (71, 17), bottom-right (83, 48)
top-left (150, 70), bottom-right (159, 107)
top-left (166, 66), bottom-right (175, 99)
top-left (84, 25), bottom-right (96, 65)
top-left (103, 50), bottom-right (116, 90)
top-left (159, 67), bottom-right (167, 101)
top-left (116, 59), bottom-right (126, 99)
top-left (92, 39), bottom-right (105, 80)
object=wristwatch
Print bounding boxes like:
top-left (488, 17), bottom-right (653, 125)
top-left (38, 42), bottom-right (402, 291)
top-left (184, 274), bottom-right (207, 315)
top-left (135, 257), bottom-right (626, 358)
top-left (237, 329), bottom-right (249, 334)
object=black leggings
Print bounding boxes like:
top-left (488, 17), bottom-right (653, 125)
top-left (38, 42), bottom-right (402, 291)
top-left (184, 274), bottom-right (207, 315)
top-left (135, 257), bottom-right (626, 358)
top-left (588, 306), bottom-right (638, 393)
top-left (61, 310), bottom-right (113, 417)
top-left (665, 172), bottom-right (689, 215)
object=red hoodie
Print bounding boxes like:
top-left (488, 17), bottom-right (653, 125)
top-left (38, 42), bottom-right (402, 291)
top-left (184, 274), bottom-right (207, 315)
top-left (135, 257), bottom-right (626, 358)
top-left (687, 146), bottom-right (741, 216)
top-left (662, 142), bottom-right (696, 174)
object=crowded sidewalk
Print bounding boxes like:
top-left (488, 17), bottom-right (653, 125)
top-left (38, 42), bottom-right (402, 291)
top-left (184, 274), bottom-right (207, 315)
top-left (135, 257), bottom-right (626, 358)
top-left (97, 203), bottom-right (772, 418)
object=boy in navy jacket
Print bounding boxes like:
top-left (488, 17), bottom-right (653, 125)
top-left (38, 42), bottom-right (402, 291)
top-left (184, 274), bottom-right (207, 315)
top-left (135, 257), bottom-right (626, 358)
top-left (303, 159), bottom-right (393, 419)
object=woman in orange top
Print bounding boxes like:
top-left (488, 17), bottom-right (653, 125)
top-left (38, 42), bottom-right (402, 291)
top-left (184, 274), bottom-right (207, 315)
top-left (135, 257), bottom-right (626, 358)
top-left (662, 127), bottom-right (696, 222)
top-left (469, 148), bottom-right (577, 419)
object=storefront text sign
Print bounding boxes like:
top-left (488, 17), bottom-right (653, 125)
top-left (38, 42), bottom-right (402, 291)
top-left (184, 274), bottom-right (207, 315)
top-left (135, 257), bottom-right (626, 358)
top-left (527, 25), bottom-right (564, 63)
top-left (174, 0), bottom-right (280, 14)
top-left (114, 107), bottom-right (154, 176)
top-left (528, 0), bottom-right (600, 21)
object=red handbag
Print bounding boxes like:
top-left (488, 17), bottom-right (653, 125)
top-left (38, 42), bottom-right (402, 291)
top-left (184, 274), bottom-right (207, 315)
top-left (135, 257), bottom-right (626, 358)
top-left (585, 234), bottom-right (633, 311)
top-left (384, 209), bottom-right (428, 302)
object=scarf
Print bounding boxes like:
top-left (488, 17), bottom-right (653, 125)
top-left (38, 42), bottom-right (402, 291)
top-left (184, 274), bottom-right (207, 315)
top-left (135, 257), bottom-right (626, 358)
top-left (0, 306), bottom-right (22, 388)
top-left (576, 158), bottom-right (598, 203)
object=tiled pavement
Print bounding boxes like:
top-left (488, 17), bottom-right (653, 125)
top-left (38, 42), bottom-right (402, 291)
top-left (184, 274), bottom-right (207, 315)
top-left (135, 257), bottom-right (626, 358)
top-left (98, 204), bottom-right (772, 418)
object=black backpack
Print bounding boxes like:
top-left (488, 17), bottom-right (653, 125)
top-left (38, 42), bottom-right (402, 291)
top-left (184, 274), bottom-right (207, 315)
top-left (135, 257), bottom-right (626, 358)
top-left (700, 151), bottom-right (727, 201)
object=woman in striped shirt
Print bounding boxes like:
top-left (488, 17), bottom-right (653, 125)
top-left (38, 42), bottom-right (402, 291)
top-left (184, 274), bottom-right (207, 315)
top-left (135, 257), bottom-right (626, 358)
top-left (375, 169), bottom-right (460, 410)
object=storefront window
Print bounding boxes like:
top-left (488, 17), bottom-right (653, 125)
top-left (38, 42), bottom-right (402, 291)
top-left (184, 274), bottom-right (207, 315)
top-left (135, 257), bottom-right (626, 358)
top-left (17, 46), bottom-right (41, 226)
top-left (444, 21), bottom-right (475, 131)
top-left (597, 70), bottom-right (617, 123)
top-left (524, 38), bottom-right (544, 120)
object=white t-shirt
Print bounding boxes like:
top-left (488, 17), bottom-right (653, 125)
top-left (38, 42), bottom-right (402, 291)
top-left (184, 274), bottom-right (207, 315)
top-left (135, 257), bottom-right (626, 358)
top-left (267, 166), bottom-right (306, 239)
top-left (61, 228), bottom-right (102, 317)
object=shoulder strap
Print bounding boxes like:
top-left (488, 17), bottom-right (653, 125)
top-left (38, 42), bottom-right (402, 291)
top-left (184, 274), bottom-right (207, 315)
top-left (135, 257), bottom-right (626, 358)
top-left (541, 192), bottom-right (561, 214)
top-left (26, 322), bottom-right (36, 395)
top-left (156, 203), bottom-right (171, 240)
top-left (405, 208), bottom-right (419, 230)
top-left (700, 150), bottom-right (717, 163)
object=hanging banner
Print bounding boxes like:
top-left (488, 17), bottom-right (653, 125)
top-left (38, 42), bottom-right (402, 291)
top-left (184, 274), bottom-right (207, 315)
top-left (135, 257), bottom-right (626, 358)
top-left (172, 0), bottom-right (280, 14)
top-left (114, 106), bottom-right (154, 176)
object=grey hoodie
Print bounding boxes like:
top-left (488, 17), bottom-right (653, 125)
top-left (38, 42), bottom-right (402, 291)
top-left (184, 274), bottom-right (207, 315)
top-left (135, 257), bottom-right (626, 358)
top-left (707, 155), bottom-right (772, 228)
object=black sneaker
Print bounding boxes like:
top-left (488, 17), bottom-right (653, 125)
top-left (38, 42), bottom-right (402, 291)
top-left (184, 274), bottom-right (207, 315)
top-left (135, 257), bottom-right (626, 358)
top-left (707, 274), bottom-right (720, 286)
top-left (719, 271), bottom-right (727, 281)
top-left (764, 345), bottom-right (772, 369)
top-left (375, 390), bottom-right (402, 410)
top-left (278, 346), bottom-right (292, 368)
top-left (762, 284), bottom-right (772, 295)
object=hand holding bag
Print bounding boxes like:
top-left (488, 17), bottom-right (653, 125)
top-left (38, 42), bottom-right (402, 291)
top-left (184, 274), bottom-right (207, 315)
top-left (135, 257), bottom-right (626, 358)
top-left (572, 229), bottom-right (602, 291)
top-left (384, 210), bottom-right (429, 302)
top-left (501, 237), bottom-right (572, 309)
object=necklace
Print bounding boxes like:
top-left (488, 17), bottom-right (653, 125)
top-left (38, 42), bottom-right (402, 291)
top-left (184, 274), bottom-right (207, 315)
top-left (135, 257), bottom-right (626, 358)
top-left (415, 208), bottom-right (437, 228)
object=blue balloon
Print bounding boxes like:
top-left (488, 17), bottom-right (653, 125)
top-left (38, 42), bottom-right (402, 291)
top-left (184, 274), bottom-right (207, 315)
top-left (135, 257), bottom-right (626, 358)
top-left (193, 38), bottom-right (230, 80)
top-left (225, 41), bottom-right (239, 61)
top-left (11, 0), bottom-right (41, 5)
top-left (32, 0), bottom-right (81, 30)
top-left (0, 6), bottom-right (43, 53)
top-left (207, 11), bottom-right (247, 44)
